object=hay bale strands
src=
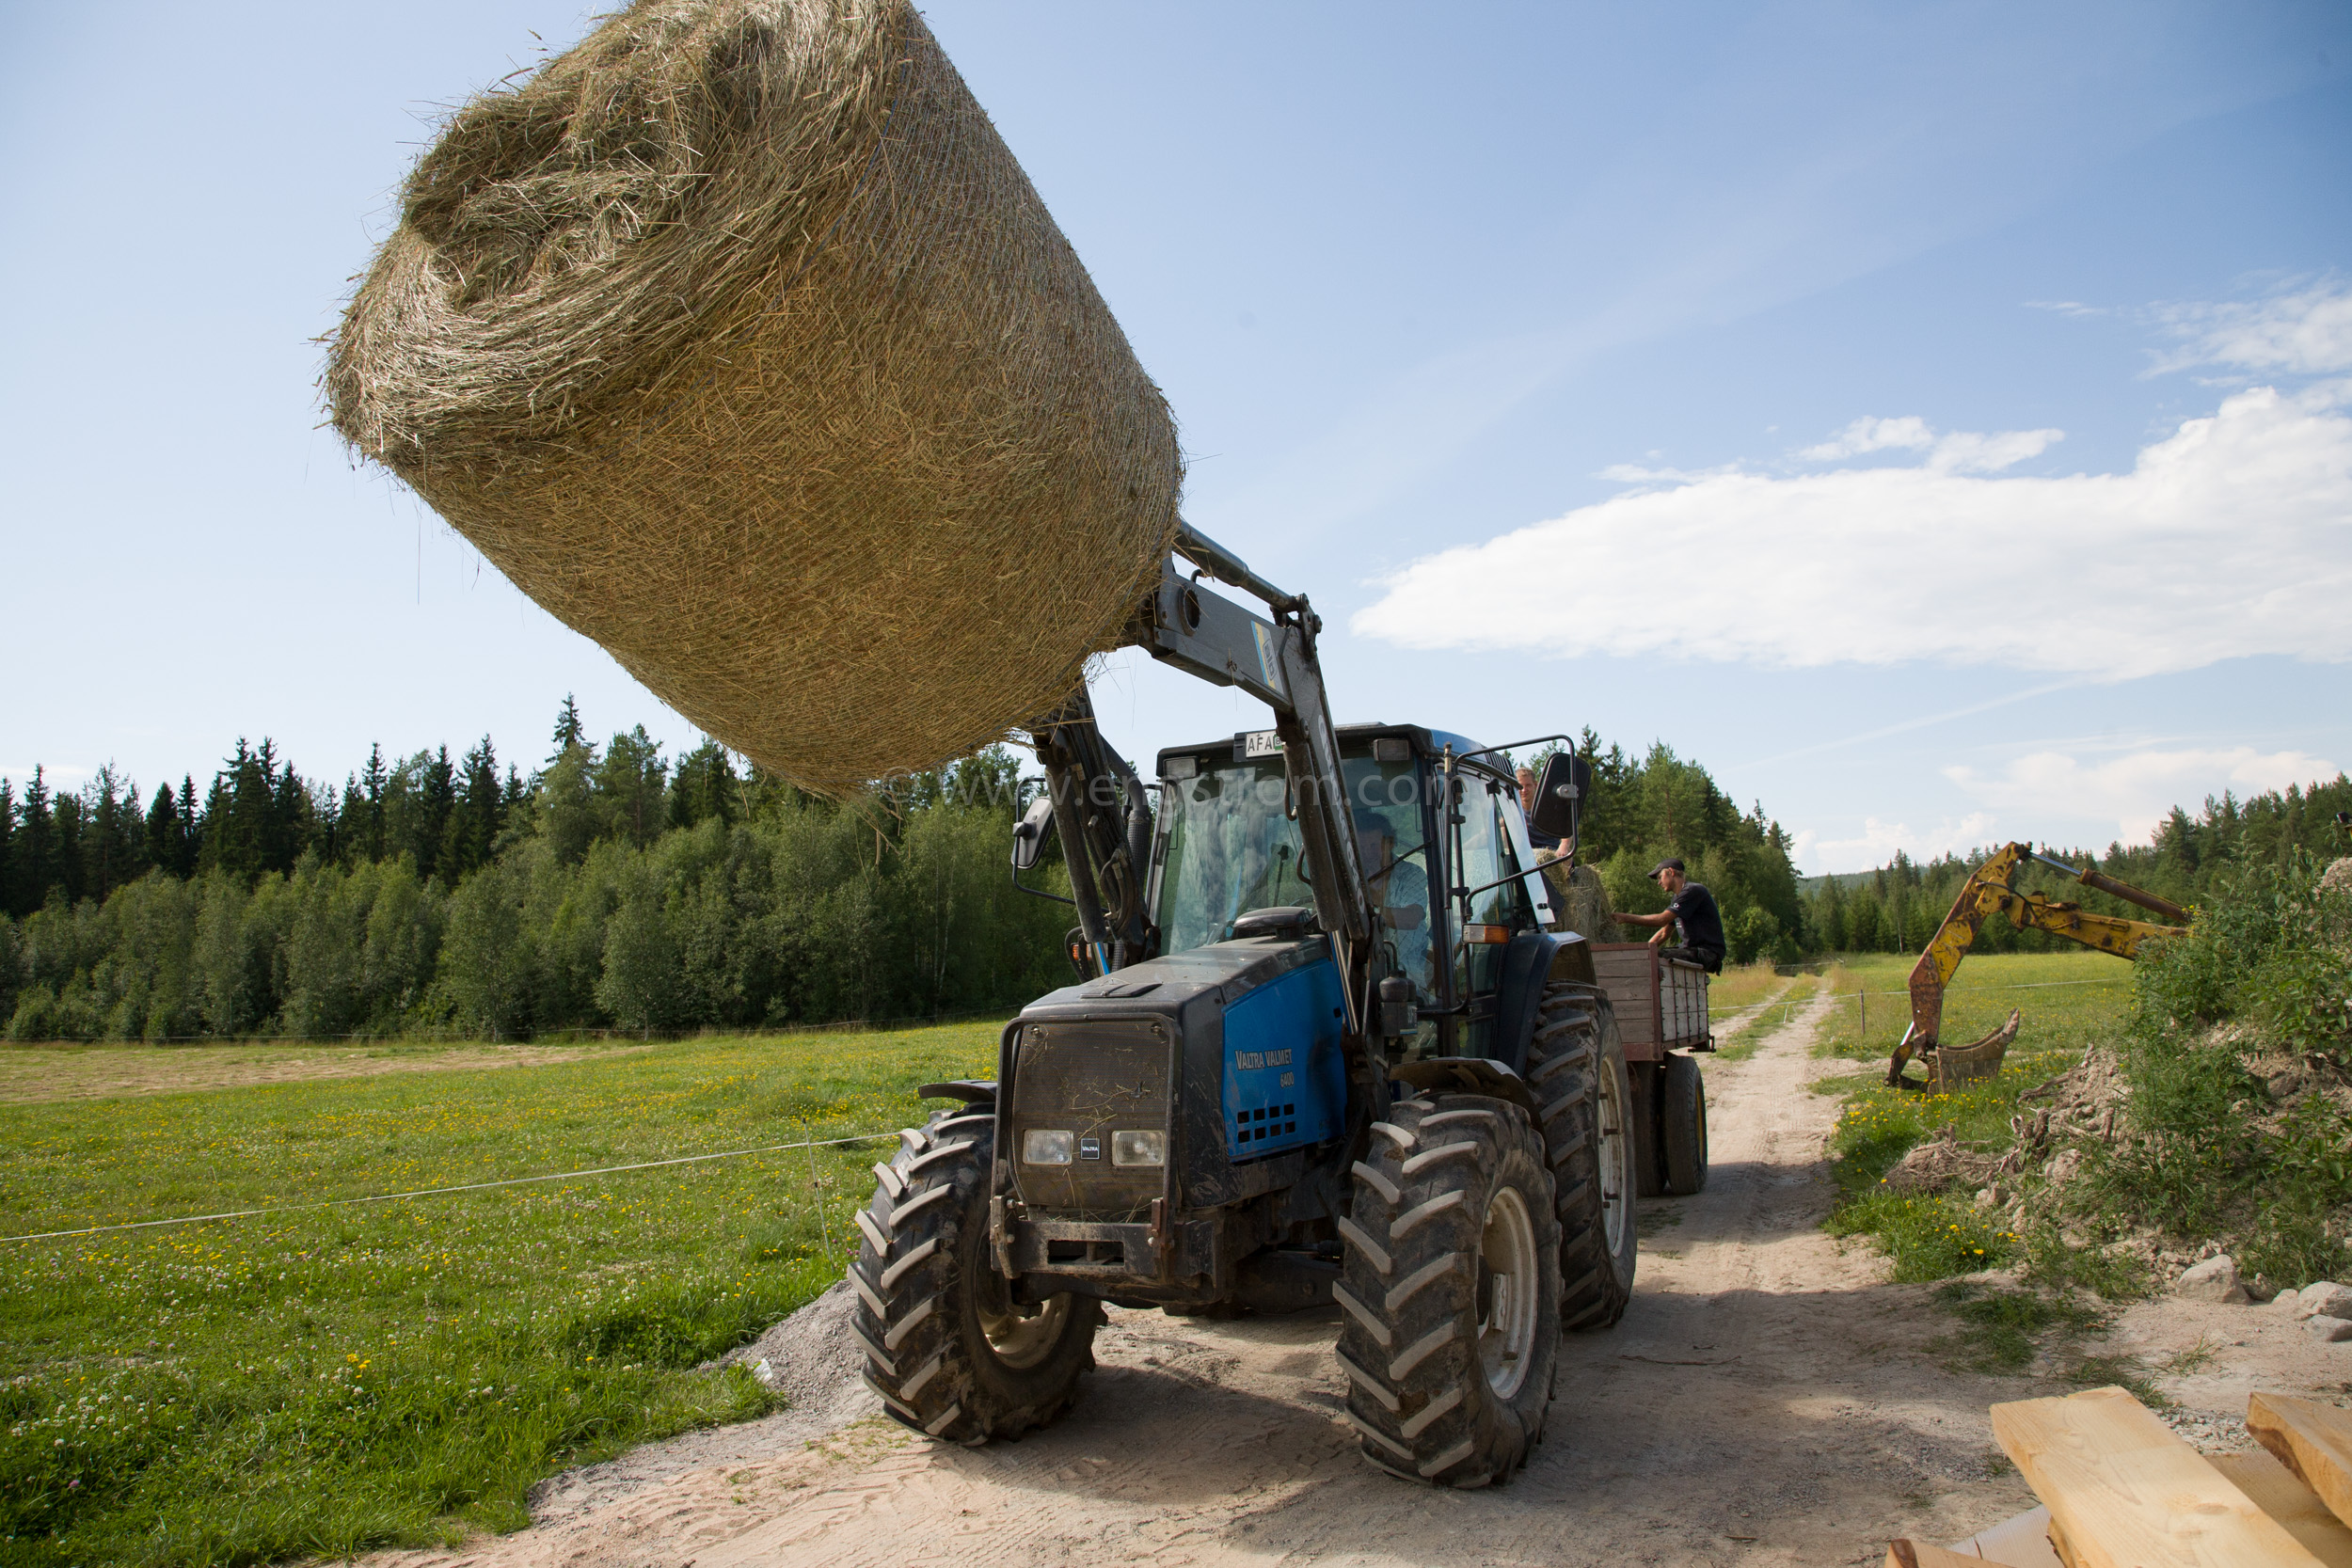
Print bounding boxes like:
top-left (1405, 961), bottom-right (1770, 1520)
top-left (327, 0), bottom-right (1182, 791)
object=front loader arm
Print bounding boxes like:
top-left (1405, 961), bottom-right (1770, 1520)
top-left (1125, 526), bottom-right (1376, 1025)
top-left (1028, 686), bottom-right (1154, 976)
top-left (1887, 842), bottom-right (2186, 1085)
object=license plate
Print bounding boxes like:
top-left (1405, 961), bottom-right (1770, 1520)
top-left (1243, 730), bottom-right (1283, 758)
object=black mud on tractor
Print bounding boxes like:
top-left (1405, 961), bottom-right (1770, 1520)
top-left (847, 526), bottom-right (1638, 1487)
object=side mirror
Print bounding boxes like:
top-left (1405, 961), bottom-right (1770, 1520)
top-left (1010, 796), bottom-right (1055, 872)
top-left (1529, 752), bottom-right (1590, 842)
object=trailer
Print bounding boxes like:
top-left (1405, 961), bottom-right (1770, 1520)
top-left (1592, 943), bottom-right (1711, 1196)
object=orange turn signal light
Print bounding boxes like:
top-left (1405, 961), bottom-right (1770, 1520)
top-left (1463, 924), bottom-right (1513, 945)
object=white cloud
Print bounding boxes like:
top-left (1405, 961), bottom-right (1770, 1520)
top-left (2152, 281), bottom-right (2352, 377)
top-left (1798, 415), bottom-right (1936, 460)
top-left (1945, 745), bottom-right (2342, 844)
top-left (1352, 382), bottom-right (2352, 680)
top-left (1794, 416), bottom-right (2061, 472)
top-left (1793, 813), bottom-right (1997, 876)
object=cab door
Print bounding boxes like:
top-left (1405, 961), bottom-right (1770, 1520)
top-left (1446, 771), bottom-right (1537, 1059)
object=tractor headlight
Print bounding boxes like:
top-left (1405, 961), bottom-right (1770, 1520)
top-left (1022, 1129), bottom-right (1073, 1165)
top-left (1111, 1130), bottom-right (1167, 1167)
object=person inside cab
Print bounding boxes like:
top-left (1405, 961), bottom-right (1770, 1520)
top-left (1613, 857), bottom-right (1724, 973)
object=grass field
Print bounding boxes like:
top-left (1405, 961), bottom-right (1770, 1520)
top-left (0, 1022), bottom-right (1002, 1566)
top-left (1809, 951), bottom-right (2135, 1283)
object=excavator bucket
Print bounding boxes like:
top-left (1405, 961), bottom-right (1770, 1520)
top-left (1923, 1009), bottom-right (2021, 1092)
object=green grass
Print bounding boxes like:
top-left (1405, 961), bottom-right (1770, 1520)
top-left (1809, 949), bottom-right (2135, 1065)
top-left (1928, 1280), bottom-right (2106, 1375)
top-left (0, 1022), bottom-right (1002, 1566)
top-left (1814, 952), bottom-right (2135, 1285)
top-left (1704, 959), bottom-right (1790, 1015)
top-left (1712, 973), bottom-right (1816, 1064)
top-left (1922, 1279), bottom-right (2166, 1402)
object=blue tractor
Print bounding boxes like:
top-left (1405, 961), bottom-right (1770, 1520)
top-left (848, 525), bottom-right (1640, 1486)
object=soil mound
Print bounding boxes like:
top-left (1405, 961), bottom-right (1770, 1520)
top-left (720, 1277), bottom-right (867, 1424)
top-left (1883, 1125), bottom-right (2002, 1196)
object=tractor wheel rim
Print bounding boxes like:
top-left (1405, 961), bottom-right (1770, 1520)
top-left (1479, 1183), bottom-right (1538, 1400)
top-left (1597, 1061), bottom-right (1630, 1256)
top-left (979, 1292), bottom-right (1070, 1370)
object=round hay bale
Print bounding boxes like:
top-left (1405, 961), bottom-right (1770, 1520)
top-left (326, 0), bottom-right (1181, 791)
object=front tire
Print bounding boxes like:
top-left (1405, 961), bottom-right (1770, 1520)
top-left (848, 1106), bottom-right (1100, 1442)
top-left (1529, 982), bottom-right (1639, 1332)
top-left (1335, 1093), bottom-right (1561, 1487)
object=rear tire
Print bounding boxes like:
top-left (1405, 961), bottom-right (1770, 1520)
top-left (1529, 982), bottom-right (1639, 1333)
top-left (848, 1106), bottom-right (1100, 1443)
top-left (1661, 1053), bottom-right (1708, 1196)
top-left (1335, 1093), bottom-right (1560, 1487)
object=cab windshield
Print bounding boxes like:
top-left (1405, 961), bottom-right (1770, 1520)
top-left (1153, 752), bottom-right (1438, 998)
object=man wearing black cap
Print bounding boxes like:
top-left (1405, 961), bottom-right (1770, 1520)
top-left (1615, 858), bottom-right (1724, 974)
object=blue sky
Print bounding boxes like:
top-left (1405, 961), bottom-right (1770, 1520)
top-left (4, 2), bottom-right (2347, 871)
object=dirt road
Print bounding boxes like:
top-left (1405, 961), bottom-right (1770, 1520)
top-left (373, 990), bottom-right (2340, 1568)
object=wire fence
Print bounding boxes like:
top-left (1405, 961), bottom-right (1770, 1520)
top-left (0, 1128), bottom-right (906, 1246)
top-left (1707, 973), bottom-right (2132, 1036)
top-left (16, 1009), bottom-right (1020, 1051)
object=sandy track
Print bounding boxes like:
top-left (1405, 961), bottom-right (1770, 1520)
top-left (368, 990), bottom-right (2344, 1568)
top-left (0, 1041), bottom-right (657, 1103)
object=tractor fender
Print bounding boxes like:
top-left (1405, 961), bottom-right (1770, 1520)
top-left (1385, 1056), bottom-right (1542, 1121)
top-left (1490, 930), bottom-right (1596, 1078)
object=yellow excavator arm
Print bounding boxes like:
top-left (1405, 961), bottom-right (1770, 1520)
top-left (1885, 843), bottom-right (2188, 1087)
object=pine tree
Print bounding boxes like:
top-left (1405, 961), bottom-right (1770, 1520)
top-left (669, 739), bottom-right (739, 831)
top-left (443, 736), bottom-right (502, 877)
top-left (16, 768), bottom-right (56, 913)
top-left (178, 775), bottom-right (201, 876)
top-left (85, 765), bottom-right (145, 900)
top-left (359, 744), bottom-right (388, 863)
top-left (265, 745), bottom-right (311, 872)
top-left (0, 779), bottom-right (15, 915)
top-left (52, 787), bottom-right (85, 904)
top-left (550, 695), bottom-right (585, 763)
top-left (416, 746), bottom-right (456, 880)
top-left (596, 726), bottom-right (668, 847)
top-left (147, 781), bottom-right (186, 878)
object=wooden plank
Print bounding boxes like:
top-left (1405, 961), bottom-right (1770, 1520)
top-left (2209, 1449), bottom-right (2352, 1567)
top-left (1990, 1386), bottom-right (2325, 1567)
top-left (1885, 1540), bottom-right (1986, 1568)
top-left (2249, 1394), bottom-right (2352, 1533)
top-left (1948, 1504), bottom-right (2065, 1567)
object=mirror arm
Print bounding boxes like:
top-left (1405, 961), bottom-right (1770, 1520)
top-left (1009, 863), bottom-right (1075, 906)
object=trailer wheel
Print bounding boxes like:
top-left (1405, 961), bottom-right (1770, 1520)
top-left (1661, 1053), bottom-right (1708, 1196)
top-left (1629, 1063), bottom-right (1665, 1199)
top-left (1530, 982), bottom-right (1639, 1333)
top-left (1335, 1092), bottom-right (1560, 1487)
top-left (848, 1106), bottom-right (1100, 1444)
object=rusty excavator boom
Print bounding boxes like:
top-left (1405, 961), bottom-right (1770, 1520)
top-left (1885, 842), bottom-right (2189, 1089)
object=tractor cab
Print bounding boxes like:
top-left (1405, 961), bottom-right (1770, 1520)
top-left (1146, 723), bottom-right (1557, 1059)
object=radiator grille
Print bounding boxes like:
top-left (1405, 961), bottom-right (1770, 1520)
top-left (1010, 1017), bottom-right (1172, 1216)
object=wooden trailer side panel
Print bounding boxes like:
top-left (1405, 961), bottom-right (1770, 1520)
top-left (1594, 944), bottom-right (1711, 1061)
top-left (1594, 943), bottom-right (1663, 1062)
top-left (1661, 958), bottom-right (1710, 1048)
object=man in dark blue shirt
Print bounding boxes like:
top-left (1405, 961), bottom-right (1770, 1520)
top-left (1613, 857), bottom-right (1724, 974)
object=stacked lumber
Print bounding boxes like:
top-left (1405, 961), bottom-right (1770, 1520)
top-left (1881, 1386), bottom-right (2352, 1568)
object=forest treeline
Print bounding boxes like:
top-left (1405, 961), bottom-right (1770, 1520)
top-left (1551, 732), bottom-right (1807, 965)
top-left (0, 717), bottom-right (1811, 1040)
top-left (1795, 773), bottom-right (2352, 958)
top-left (0, 702), bottom-right (1075, 1041)
top-left (6, 702), bottom-right (2337, 1041)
